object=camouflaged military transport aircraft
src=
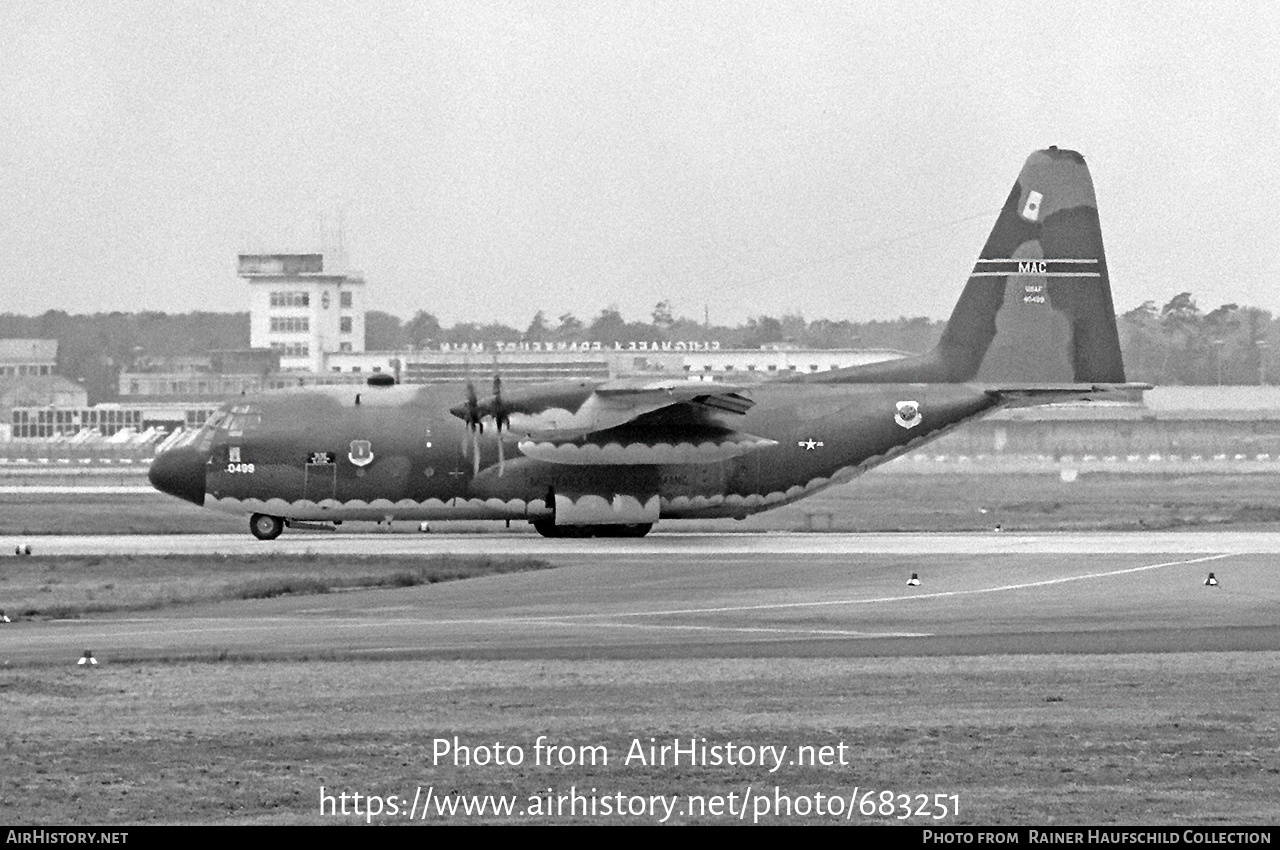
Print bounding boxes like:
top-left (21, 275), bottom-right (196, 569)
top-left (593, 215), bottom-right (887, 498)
top-left (150, 147), bottom-right (1138, 539)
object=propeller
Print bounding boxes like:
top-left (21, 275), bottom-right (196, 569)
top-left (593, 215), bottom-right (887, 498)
top-left (462, 378), bottom-right (482, 476)
top-left (492, 371), bottom-right (510, 476)
top-left (457, 367), bottom-right (512, 477)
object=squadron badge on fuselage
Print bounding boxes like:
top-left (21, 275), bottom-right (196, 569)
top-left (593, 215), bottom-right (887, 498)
top-left (894, 401), bottom-right (922, 430)
top-left (348, 440), bottom-right (374, 467)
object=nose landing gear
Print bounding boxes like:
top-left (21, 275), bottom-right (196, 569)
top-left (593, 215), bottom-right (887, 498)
top-left (249, 513), bottom-right (284, 540)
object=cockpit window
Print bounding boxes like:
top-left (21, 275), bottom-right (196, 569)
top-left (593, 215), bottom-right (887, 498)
top-left (224, 404), bottom-right (262, 437)
top-left (184, 404), bottom-right (260, 452)
top-left (202, 410), bottom-right (229, 433)
top-left (187, 408), bottom-right (229, 453)
top-left (157, 404), bottom-right (264, 456)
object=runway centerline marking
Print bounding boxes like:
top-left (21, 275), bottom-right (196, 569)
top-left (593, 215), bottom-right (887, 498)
top-left (530, 620), bottom-right (933, 639)
top-left (31, 553), bottom-right (1238, 645)
top-left (428, 552), bottom-right (1241, 626)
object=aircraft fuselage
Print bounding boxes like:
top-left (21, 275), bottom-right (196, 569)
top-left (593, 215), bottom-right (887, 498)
top-left (152, 381), bottom-right (998, 525)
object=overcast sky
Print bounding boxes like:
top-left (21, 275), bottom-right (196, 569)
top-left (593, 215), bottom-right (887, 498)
top-left (2, 1), bottom-right (1276, 329)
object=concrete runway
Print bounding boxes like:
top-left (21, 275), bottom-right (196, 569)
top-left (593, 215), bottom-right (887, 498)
top-left (9, 528), bottom-right (1280, 555)
top-left (2, 531), bottom-right (1278, 666)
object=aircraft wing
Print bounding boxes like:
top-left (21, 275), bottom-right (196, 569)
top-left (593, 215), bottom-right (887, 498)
top-left (451, 379), bottom-right (772, 465)
top-left (517, 400), bottom-right (776, 465)
top-left (453, 379), bottom-right (755, 431)
top-left (594, 378), bottom-right (756, 412)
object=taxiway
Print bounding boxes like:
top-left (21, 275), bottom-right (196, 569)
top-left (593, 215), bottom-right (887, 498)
top-left (7, 528), bottom-right (1280, 556)
top-left (2, 531), bottom-right (1277, 666)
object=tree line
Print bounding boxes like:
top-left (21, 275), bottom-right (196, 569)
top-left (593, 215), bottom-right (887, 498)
top-left (0, 293), bottom-right (1273, 402)
top-left (1117, 294), bottom-right (1273, 386)
top-left (365, 303), bottom-right (944, 354)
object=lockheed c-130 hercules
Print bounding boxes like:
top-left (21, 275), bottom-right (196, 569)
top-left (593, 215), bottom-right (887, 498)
top-left (150, 147), bottom-right (1140, 539)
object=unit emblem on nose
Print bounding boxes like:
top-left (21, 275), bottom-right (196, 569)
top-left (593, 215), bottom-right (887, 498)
top-left (348, 440), bottom-right (374, 467)
top-left (894, 401), bottom-right (922, 429)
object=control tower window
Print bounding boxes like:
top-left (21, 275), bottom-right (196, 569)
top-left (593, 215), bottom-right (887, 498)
top-left (270, 316), bottom-right (310, 333)
top-left (269, 291), bottom-right (310, 308)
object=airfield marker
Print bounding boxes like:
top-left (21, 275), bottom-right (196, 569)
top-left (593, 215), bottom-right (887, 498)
top-left (77, 650), bottom-right (98, 667)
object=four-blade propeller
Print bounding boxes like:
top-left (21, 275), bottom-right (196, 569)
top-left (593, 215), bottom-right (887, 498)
top-left (458, 372), bottom-right (511, 476)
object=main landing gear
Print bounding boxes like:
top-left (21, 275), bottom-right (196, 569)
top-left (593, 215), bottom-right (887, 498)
top-left (249, 513), bottom-right (284, 541)
top-left (532, 520), bottom-right (652, 539)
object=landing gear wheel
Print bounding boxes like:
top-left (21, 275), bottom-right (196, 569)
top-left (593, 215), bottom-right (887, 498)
top-left (531, 520), bottom-right (596, 538)
top-left (592, 524), bottom-right (653, 538)
top-left (533, 521), bottom-right (652, 538)
top-left (532, 519), bottom-right (560, 538)
top-left (249, 513), bottom-right (284, 541)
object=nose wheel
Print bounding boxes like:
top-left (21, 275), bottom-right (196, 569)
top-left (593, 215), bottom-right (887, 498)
top-left (249, 513), bottom-right (284, 540)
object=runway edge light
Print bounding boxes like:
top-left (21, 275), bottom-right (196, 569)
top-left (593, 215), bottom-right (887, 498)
top-left (77, 650), bottom-right (98, 667)
top-left (907, 573), bottom-right (921, 587)
top-left (1204, 572), bottom-right (1219, 587)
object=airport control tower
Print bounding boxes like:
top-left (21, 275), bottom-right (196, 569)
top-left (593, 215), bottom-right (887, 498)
top-left (239, 254), bottom-right (366, 373)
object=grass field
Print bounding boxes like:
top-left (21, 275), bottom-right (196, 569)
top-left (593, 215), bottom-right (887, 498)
top-left (2, 655), bottom-right (1277, 824)
top-left (0, 554), bottom-right (554, 620)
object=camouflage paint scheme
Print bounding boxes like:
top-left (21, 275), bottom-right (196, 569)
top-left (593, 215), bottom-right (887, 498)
top-left (150, 148), bottom-right (1137, 538)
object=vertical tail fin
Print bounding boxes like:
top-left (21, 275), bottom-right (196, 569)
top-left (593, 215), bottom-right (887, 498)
top-left (943, 146), bottom-right (1124, 384)
top-left (811, 147), bottom-right (1125, 385)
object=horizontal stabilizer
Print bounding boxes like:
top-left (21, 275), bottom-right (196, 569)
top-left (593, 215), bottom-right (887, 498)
top-left (984, 382), bottom-right (1150, 406)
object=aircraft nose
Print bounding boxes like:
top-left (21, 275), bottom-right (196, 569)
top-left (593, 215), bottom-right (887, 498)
top-left (148, 446), bottom-right (207, 506)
